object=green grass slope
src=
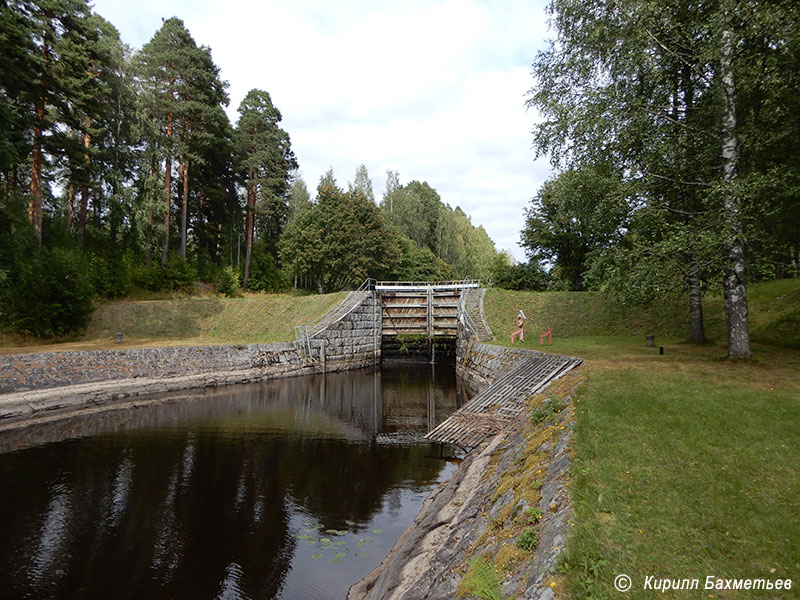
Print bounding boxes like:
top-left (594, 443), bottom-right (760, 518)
top-left (0, 291), bottom-right (347, 354)
top-left (484, 278), bottom-right (800, 350)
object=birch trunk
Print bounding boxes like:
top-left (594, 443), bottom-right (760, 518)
top-left (719, 24), bottom-right (752, 359)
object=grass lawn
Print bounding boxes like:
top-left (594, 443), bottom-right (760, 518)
top-left (561, 343), bottom-right (799, 599)
top-left (483, 283), bottom-right (800, 599)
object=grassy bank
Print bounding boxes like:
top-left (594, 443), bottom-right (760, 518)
top-left (484, 278), bottom-right (800, 350)
top-left (483, 281), bottom-right (800, 599)
top-left (0, 291), bottom-right (346, 354)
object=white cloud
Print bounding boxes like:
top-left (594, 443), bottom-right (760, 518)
top-left (90, 0), bottom-right (554, 261)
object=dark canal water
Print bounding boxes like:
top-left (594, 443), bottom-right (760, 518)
top-left (0, 362), bottom-right (472, 600)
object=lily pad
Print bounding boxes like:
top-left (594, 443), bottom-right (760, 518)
top-left (372, 529), bottom-right (383, 534)
top-left (325, 529), bottom-right (348, 536)
top-left (312, 553), bottom-right (322, 560)
top-left (334, 541), bottom-right (347, 546)
top-left (355, 552), bottom-right (368, 558)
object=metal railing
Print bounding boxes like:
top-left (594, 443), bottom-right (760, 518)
top-left (458, 277), bottom-right (480, 339)
top-left (294, 278), bottom-right (375, 360)
top-left (375, 279), bottom-right (480, 290)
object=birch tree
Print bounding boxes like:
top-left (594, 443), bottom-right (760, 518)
top-left (529, 0), bottom-right (799, 358)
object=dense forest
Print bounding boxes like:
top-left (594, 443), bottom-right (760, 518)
top-left (0, 1), bottom-right (504, 337)
top-left (522, 0), bottom-right (800, 358)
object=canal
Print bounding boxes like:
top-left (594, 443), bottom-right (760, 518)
top-left (0, 361), bottom-right (473, 600)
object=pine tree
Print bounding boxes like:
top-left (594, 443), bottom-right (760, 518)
top-left (234, 89), bottom-right (296, 288)
top-left (137, 18), bottom-right (225, 264)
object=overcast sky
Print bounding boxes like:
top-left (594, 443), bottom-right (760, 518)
top-left (90, 0), bottom-right (554, 261)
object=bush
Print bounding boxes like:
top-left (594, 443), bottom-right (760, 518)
top-left (492, 260), bottom-right (552, 291)
top-left (1, 248), bottom-right (95, 337)
top-left (89, 253), bottom-right (132, 298)
top-left (162, 255), bottom-right (197, 290)
top-left (246, 248), bottom-right (289, 292)
top-left (129, 255), bottom-right (198, 292)
top-left (129, 260), bottom-right (163, 291)
top-left (217, 266), bottom-right (241, 297)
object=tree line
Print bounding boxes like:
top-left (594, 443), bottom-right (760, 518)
top-left (0, 1), bottom-right (501, 337)
top-left (520, 0), bottom-right (800, 359)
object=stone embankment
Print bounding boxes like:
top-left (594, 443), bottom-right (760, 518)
top-left (0, 293), bottom-right (381, 427)
top-left (349, 343), bottom-right (582, 600)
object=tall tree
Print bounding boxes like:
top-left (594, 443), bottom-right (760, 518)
top-left (348, 163), bottom-right (374, 203)
top-left (174, 43), bottom-right (229, 259)
top-left (137, 18), bottom-right (223, 264)
top-left (0, 1), bottom-right (37, 186)
top-left (13, 0), bottom-right (104, 247)
top-left (521, 165), bottom-right (628, 291)
top-left (235, 89), bottom-right (296, 288)
top-left (280, 176), bottom-right (401, 292)
top-left (383, 170), bottom-right (400, 213)
top-left (287, 170), bottom-right (311, 222)
top-left (528, 0), bottom-right (799, 357)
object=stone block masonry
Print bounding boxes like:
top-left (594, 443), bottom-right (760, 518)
top-left (456, 338), bottom-right (541, 390)
top-left (310, 292), bottom-right (381, 363)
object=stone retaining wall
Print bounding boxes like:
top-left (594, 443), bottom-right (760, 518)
top-left (0, 293), bottom-right (381, 425)
top-left (456, 337), bottom-right (543, 389)
top-left (311, 293), bottom-right (381, 362)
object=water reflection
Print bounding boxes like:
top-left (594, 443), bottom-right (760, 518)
top-left (0, 362), bottom-right (472, 600)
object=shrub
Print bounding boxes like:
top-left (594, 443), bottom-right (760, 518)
top-left (246, 247), bottom-right (289, 292)
top-left (217, 266), bottom-right (241, 297)
top-left (162, 255), bottom-right (197, 290)
top-left (89, 253), bottom-right (132, 298)
top-left (2, 248), bottom-right (95, 337)
top-left (129, 260), bottom-right (164, 291)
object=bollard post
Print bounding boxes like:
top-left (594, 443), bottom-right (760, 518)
top-left (646, 335), bottom-right (655, 347)
top-left (115, 332), bottom-right (123, 343)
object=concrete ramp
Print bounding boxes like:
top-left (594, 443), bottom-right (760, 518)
top-left (426, 353), bottom-right (582, 448)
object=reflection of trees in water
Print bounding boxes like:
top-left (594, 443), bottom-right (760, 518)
top-left (0, 431), bottom-right (297, 599)
top-left (0, 364), bottom-right (470, 599)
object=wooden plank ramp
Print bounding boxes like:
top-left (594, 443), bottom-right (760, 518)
top-left (425, 354), bottom-right (582, 448)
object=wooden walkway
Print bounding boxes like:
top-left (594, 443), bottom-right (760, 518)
top-left (425, 353), bottom-right (582, 448)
